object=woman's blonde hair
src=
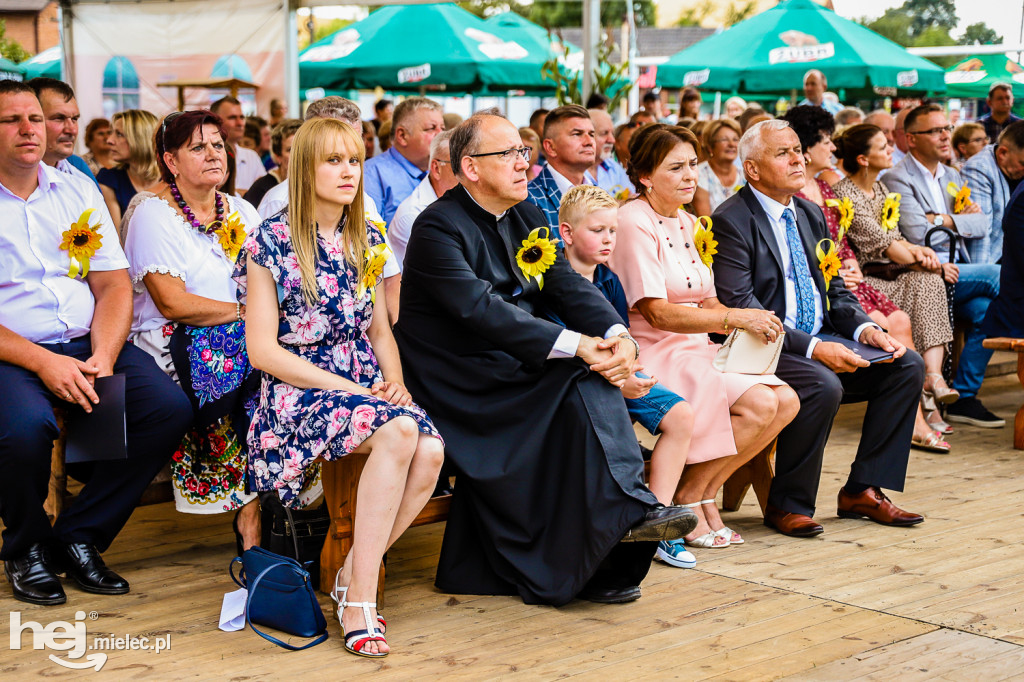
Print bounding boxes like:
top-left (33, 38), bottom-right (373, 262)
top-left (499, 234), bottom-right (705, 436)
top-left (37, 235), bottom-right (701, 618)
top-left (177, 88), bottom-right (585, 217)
top-left (288, 118), bottom-right (367, 306)
top-left (111, 109), bottom-right (161, 185)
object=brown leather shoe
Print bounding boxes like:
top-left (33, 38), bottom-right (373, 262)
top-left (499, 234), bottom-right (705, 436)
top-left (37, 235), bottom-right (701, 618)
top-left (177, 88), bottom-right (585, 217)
top-left (837, 487), bottom-right (924, 526)
top-left (763, 504), bottom-right (824, 537)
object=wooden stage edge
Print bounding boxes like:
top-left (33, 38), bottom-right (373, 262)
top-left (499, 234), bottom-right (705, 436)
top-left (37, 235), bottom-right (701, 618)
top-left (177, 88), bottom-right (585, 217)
top-left (1, 374), bottom-right (1022, 680)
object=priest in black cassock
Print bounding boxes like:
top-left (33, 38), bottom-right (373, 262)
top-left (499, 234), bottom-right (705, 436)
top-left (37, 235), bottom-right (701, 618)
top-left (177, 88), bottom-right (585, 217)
top-left (394, 112), bottom-right (696, 606)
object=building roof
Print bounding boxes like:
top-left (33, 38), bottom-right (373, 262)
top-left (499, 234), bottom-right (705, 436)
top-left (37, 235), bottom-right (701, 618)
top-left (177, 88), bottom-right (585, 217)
top-left (559, 26), bottom-right (715, 61)
top-left (0, 0), bottom-right (53, 12)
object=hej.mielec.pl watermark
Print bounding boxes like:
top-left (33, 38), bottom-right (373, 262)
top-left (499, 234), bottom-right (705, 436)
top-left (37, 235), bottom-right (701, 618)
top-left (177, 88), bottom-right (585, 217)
top-left (8, 610), bottom-right (171, 671)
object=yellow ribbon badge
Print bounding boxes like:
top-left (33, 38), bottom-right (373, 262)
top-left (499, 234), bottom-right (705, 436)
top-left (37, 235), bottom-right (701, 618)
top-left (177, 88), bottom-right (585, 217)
top-left (881, 193), bottom-right (901, 232)
top-left (515, 226), bottom-right (558, 290)
top-left (946, 181), bottom-right (972, 214)
top-left (358, 243), bottom-right (391, 304)
top-left (816, 238), bottom-right (841, 311)
top-left (824, 196), bottom-right (854, 242)
top-left (59, 208), bottom-right (103, 279)
top-left (366, 211), bottom-right (387, 237)
top-left (215, 211), bottom-right (246, 262)
top-left (693, 215), bottom-right (718, 267)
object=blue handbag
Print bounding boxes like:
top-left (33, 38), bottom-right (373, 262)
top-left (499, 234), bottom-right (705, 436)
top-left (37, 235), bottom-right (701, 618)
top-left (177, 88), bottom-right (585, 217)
top-left (229, 544), bottom-right (328, 651)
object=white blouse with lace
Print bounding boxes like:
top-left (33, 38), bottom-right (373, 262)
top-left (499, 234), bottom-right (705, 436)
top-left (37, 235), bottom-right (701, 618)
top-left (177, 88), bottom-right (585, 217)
top-left (125, 194), bottom-right (259, 337)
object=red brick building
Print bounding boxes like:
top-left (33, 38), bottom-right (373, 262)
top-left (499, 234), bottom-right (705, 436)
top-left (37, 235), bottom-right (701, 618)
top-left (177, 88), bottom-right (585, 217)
top-left (1, 1), bottom-right (60, 56)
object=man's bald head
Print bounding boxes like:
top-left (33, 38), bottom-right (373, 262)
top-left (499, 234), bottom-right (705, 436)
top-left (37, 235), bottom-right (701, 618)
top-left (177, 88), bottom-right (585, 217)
top-left (864, 110), bottom-right (895, 148)
top-left (893, 108), bottom-right (911, 153)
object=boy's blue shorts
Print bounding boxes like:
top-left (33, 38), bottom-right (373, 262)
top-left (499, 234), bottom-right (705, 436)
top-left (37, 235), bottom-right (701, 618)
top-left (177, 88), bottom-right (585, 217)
top-left (624, 372), bottom-right (685, 435)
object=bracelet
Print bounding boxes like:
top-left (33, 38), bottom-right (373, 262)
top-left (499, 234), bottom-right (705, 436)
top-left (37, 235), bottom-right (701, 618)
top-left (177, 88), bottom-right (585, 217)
top-left (235, 301), bottom-right (242, 322)
top-left (723, 309), bottom-right (731, 331)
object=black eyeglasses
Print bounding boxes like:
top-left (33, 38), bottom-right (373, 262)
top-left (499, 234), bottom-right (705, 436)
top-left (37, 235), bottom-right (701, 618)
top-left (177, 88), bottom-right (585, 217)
top-left (907, 125), bottom-right (954, 137)
top-left (468, 146), bottom-right (532, 162)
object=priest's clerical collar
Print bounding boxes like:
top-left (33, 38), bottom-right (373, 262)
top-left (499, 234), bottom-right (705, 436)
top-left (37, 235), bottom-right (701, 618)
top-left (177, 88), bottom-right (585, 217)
top-left (463, 183), bottom-right (509, 220)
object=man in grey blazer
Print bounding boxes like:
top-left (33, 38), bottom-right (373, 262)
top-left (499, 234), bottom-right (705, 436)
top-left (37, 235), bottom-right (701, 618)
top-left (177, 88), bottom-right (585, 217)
top-left (962, 121), bottom-right (1024, 265)
top-left (882, 103), bottom-right (1003, 428)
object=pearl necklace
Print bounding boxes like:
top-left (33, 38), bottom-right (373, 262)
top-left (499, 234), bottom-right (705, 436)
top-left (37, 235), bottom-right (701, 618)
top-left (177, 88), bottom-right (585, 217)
top-left (645, 198), bottom-right (706, 292)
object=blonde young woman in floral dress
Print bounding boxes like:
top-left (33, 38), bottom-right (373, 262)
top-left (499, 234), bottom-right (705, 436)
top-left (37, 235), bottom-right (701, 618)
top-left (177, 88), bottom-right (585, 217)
top-left (782, 107), bottom-right (950, 452)
top-left (237, 118), bottom-right (443, 658)
top-left (831, 124), bottom-right (958, 443)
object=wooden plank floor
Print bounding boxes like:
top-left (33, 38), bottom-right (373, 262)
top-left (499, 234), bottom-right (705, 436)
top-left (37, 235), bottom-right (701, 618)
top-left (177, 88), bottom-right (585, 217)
top-left (1, 374), bottom-right (1022, 680)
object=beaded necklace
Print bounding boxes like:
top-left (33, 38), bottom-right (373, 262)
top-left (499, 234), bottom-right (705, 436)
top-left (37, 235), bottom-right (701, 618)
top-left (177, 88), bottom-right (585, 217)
top-left (643, 196), bottom-right (706, 292)
top-left (169, 181), bottom-right (225, 234)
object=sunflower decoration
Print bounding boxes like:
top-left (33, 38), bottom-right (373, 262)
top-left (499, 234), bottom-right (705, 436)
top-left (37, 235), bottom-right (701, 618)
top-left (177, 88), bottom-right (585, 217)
top-left (824, 196), bottom-right (854, 242)
top-left (214, 211), bottom-right (246, 262)
top-left (59, 208), bottom-right (104, 279)
top-left (946, 181), bottom-right (972, 214)
top-left (816, 238), bottom-right (842, 310)
top-left (614, 187), bottom-right (631, 202)
top-left (693, 215), bottom-right (718, 267)
top-left (367, 212), bottom-right (387, 237)
top-left (358, 243), bottom-right (391, 303)
top-left (515, 227), bottom-right (558, 290)
top-left (881, 192), bottom-right (901, 232)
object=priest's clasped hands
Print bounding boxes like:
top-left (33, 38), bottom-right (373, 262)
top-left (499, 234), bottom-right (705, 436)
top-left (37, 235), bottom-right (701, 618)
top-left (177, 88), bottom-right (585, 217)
top-left (576, 334), bottom-right (639, 387)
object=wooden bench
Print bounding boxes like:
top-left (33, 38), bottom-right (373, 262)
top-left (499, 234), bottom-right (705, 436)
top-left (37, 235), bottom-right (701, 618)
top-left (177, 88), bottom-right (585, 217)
top-left (319, 434), bottom-right (775, 599)
top-left (982, 337), bottom-right (1024, 450)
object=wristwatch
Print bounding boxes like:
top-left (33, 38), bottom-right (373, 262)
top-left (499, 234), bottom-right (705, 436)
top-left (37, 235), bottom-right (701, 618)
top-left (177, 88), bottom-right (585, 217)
top-left (931, 214), bottom-right (945, 227)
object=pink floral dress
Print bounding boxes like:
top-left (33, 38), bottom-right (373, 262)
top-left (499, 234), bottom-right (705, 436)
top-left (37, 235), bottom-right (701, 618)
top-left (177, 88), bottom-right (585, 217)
top-left (234, 211), bottom-right (442, 507)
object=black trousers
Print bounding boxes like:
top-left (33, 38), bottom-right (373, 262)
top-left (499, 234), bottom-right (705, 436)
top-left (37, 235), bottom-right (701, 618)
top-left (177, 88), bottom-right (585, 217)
top-left (769, 349), bottom-right (924, 517)
top-left (0, 338), bottom-right (192, 561)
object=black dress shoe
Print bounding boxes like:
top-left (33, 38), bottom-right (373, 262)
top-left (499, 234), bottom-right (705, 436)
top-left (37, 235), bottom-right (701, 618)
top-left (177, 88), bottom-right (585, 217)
top-left (578, 584), bottom-right (641, 604)
top-left (3, 543), bottom-right (66, 605)
top-left (56, 543), bottom-right (129, 595)
top-left (621, 504), bottom-right (698, 543)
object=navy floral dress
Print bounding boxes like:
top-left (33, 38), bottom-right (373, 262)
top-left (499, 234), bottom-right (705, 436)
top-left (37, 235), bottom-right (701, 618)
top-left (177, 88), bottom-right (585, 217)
top-left (234, 210), bottom-right (442, 508)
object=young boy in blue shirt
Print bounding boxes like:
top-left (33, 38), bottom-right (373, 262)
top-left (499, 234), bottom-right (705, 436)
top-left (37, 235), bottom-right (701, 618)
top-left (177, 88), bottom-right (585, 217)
top-left (558, 185), bottom-right (697, 569)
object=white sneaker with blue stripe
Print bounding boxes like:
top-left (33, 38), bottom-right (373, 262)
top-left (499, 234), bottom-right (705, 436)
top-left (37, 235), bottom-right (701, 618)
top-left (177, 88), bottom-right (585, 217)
top-left (655, 539), bottom-right (697, 569)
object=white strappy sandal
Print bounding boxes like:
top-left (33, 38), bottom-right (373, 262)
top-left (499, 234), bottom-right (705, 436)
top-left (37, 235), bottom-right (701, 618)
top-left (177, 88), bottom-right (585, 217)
top-left (340, 597), bottom-right (388, 658)
top-left (681, 500), bottom-right (729, 548)
top-left (330, 568), bottom-right (386, 634)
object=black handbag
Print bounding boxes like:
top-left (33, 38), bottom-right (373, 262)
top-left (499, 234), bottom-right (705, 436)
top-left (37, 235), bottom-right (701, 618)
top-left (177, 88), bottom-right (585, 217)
top-left (258, 491), bottom-right (330, 579)
top-left (229, 545), bottom-right (328, 651)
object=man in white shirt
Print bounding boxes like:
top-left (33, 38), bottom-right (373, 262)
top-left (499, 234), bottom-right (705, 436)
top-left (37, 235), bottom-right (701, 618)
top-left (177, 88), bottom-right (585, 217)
top-left (211, 96), bottom-right (266, 193)
top-left (256, 96), bottom-right (402, 323)
top-left (799, 70), bottom-right (843, 116)
top-left (526, 104), bottom-right (597, 235)
top-left (390, 130), bottom-right (457, 264)
top-left (713, 119), bottom-right (924, 538)
top-left (0, 81), bottom-right (191, 606)
top-left (26, 77), bottom-right (98, 186)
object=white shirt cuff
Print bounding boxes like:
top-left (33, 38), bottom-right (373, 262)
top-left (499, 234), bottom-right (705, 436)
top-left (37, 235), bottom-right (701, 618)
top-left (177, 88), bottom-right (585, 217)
top-left (853, 322), bottom-right (882, 344)
top-left (805, 336), bottom-right (819, 359)
top-left (549, 330), bottom-right (582, 359)
top-left (605, 324), bottom-right (628, 339)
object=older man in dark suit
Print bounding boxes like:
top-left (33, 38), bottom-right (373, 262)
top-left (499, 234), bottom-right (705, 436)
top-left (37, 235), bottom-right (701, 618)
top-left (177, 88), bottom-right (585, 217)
top-left (394, 111), bottom-right (695, 605)
top-left (712, 119), bottom-right (925, 537)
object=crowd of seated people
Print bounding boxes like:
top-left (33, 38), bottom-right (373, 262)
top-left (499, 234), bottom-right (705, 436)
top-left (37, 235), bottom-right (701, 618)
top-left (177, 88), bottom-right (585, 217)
top-left (3, 72), bottom-right (1021, 662)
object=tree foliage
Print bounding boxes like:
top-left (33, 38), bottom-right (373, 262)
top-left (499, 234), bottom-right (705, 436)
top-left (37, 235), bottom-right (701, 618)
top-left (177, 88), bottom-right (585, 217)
top-left (541, 40), bottom-right (630, 109)
top-left (0, 20), bottom-right (30, 63)
top-left (519, 1), bottom-right (656, 29)
top-left (958, 22), bottom-right (1001, 46)
top-left (676, 0), bottom-right (756, 28)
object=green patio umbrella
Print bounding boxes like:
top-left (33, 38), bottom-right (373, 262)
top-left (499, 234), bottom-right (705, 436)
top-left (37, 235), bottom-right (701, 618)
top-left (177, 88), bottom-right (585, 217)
top-left (484, 11), bottom-right (582, 67)
top-left (300, 3), bottom-right (554, 95)
top-left (22, 46), bottom-right (62, 80)
top-left (658, 0), bottom-right (945, 96)
top-left (944, 54), bottom-right (1024, 99)
top-left (0, 56), bottom-right (23, 80)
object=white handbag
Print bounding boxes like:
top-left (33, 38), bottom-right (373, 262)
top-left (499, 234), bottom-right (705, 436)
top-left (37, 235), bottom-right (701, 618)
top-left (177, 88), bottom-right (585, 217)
top-left (712, 329), bottom-right (785, 375)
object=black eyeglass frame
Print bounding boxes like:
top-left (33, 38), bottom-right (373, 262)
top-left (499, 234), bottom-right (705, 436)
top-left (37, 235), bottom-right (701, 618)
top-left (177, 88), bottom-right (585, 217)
top-left (467, 146), bottom-right (533, 162)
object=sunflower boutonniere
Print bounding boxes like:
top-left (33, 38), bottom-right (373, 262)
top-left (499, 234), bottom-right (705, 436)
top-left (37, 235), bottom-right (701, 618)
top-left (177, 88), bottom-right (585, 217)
top-left (693, 215), bottom-right (718, 267)
top-left (946, 181), bottom-right (972, 214)
top-left (881, 192), bottom-right (901, 232)
top-left (214, 211), bottom-right (246, 262)
top-left (816, 238), bottom-right (841, 310)
top-left (824, 196), bottom-right (854, 242)
top-left (515, 226), bottom-right (558, 289)
top-left (358, 242), bottom-right (392, 304)
top-left (59, 208), bottom-right (104, 278)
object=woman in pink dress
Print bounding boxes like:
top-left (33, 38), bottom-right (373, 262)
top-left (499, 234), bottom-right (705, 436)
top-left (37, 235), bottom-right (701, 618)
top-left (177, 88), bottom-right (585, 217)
top-left (611, 124), bottom-right (800, 549)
